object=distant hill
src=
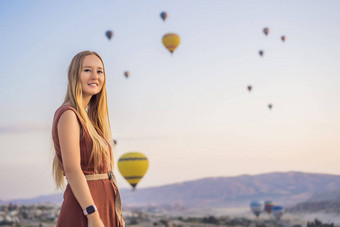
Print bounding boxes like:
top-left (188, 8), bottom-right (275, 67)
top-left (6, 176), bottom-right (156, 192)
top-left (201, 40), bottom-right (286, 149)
top-left (286, 190), bottom-right (340, 213)
top-left (307, 190), bottom-right (340, 202)
top-left (2, 171), bottom-right (340, 209)
top-left (120, 171), bottom-right (340, 208)
top-left (0, 193), bottom-right (63, 205)
top-left (287, 200), bottom-right (340, 213)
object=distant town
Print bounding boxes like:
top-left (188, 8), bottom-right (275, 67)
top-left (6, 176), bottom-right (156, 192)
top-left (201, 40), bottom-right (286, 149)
top-left (0, 203), bottom-right (58, 227)
top-left (0, 203), bottom-right (337, 227)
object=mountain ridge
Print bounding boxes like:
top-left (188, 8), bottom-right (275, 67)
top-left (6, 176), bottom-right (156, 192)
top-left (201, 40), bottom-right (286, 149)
top-left (143, 171), bottom-right (340, 189)
top-left (2, 171), bottom-right (340, 209)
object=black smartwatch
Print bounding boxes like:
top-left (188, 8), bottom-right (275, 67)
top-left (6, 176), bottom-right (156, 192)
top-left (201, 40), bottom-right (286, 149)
top-left (83, 205), bottom-right (97, 215)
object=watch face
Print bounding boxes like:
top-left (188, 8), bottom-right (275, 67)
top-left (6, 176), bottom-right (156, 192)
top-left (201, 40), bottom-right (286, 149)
top-left (86, 205), bottom-right (96, 214)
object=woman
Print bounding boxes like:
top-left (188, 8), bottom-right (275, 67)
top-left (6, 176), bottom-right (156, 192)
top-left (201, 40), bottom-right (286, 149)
top-left (51, 51), bottom-right (124, 226)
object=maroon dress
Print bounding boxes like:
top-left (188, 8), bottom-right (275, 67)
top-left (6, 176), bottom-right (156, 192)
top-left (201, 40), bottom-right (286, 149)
top-left (52, 105), bottom-right (119, 226)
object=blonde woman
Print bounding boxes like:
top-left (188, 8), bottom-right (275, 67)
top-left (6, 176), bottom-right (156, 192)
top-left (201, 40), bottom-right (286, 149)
top-left (52, 51), bottom-right (124, 226)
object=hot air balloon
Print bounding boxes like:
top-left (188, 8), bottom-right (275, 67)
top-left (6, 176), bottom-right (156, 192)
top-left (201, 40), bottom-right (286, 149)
top-left (263, 27), bottom-right (269, 36)
top-left (259, 50), bottom-right (264, 57)
top-left (268, 103), bottom-right (273, 110)
top-left (106, 30), bottom-right (113, 40)
top-left (118, 152), bottom-right (149, 190)
top-left (250, 200), bottom-right (263, 217)
top-left (113, 139), bottom-right (117, 145)
top-left (281, 35), bottom-right (286, 42)
top-left (264, 201), bottom-right (274, 214)
top-left (160, 11), bottom-right (168, 21)
top-left (162, 33), bottom-right (180, 54)
top-left (272, 206), bottom-right (284, 221)
top-left (124, 71), bottom-right (130, 79)
top-left (247, 85), bottom-right (252, 92)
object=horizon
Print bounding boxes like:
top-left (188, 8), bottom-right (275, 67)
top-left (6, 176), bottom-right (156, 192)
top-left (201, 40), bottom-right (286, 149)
top-left (1, 170), bottom-right (340, 201)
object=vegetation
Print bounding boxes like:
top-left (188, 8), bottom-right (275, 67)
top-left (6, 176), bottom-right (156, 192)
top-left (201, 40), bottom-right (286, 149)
top-left (307, 218), bottom-right (334, 227)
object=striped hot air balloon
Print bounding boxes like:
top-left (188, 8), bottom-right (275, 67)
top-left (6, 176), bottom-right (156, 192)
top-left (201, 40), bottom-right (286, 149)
top-left (264, 201), bottom-right (274, 214)
top-left (118, 152), bottom-right (149, 190)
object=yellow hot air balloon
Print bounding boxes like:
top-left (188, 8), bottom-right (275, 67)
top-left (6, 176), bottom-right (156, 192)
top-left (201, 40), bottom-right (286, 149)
top-left (118, 152), bottom-right (149, 190)
top-left (162, 33), bottom-right (180, 54)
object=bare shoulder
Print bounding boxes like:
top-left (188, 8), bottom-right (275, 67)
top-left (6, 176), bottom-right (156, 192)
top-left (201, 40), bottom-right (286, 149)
top-left (57, 109), bottom-right (80, 135)
top-left (57, 109), bottom-right (81, 168)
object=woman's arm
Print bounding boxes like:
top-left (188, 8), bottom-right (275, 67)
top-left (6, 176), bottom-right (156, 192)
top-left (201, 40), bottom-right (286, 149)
top-left (58, 110), bottom-right (104, 226)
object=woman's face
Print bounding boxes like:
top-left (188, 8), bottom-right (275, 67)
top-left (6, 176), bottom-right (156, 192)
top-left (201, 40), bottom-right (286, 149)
top-left (80, 55), bottom-right (105, 98)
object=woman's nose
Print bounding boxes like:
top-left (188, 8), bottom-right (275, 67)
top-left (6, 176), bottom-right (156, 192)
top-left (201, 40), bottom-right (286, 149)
top-left (91, 71), bottom-right (99, 78)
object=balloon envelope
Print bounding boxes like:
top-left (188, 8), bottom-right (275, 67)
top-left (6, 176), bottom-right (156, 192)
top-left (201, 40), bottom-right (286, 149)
top-left (263, 27), bottom-right (269, 36)
top-left (264, 201), bottom-right (274, 214)
top-left (259, 50), bottom-right (264, 57)
top-left (162, 33), bottom-right (180, 54)
top-left (281, 35), bottom-right (286, 42)
top-left (250, 200), bottom-right (263, 217)
top-left (160, 11), bottom-right (168, 21)
top-left (268, 103), bottom-right (273, 109)
top-left (272, 206), bottom-right (284, 221)
top-left (106, 30), bottom-right (113, 40)
top-left (118, 152), bottom-right (149, 189)
top-left (247, 85), bottom-right (252, 92)
top-left (124, 71), bottom-right (130, 79)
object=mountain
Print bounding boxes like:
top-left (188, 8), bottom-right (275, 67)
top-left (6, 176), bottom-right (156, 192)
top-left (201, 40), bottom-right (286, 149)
top-left (3, 171), bottom-right (340, 209)
top-left (0, 193), bottom-right (63, 205)
top-left (286, 190), bottom-right (340, 213)
top-left (120, 171), bottom-right (340, 208)
top-left (307, 190), bottom-right (340, 202)
top-left (0, 199), bottom-right (7, 205)
top-left (287, 200), bottom-right (340, 213)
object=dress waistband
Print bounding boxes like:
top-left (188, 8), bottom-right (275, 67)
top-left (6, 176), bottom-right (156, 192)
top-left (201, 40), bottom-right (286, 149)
top-left (85, 171), bottom-right (113, 181)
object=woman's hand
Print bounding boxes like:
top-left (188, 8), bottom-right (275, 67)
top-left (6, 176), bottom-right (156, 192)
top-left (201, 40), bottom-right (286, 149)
top-left (87, 212), bottom-right (105, 227)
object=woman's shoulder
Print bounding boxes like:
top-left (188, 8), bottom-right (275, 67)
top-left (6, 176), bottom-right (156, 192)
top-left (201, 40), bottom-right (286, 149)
top-left (53, 103), bottom-right (82, 126)
top-left (57, 109), bottom-right (81, 134)
top-left (52, 103), bottom-right (86, 139)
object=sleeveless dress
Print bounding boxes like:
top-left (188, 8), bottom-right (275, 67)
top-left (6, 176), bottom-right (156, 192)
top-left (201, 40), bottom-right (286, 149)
top-left (52, 104), bottom-right (120, 227)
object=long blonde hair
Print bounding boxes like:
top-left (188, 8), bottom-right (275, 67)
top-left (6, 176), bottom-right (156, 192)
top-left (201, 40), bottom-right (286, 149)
top-left (52, 50), bottom-right (114, 189)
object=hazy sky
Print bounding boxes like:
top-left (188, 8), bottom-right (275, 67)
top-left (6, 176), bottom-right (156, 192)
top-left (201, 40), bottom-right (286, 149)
top-left (1, 0), bottom-right (340, 200)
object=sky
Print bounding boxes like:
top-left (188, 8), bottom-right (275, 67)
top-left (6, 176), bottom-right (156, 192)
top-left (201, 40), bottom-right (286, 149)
top-left (1, 0), bottom-right (340, 200)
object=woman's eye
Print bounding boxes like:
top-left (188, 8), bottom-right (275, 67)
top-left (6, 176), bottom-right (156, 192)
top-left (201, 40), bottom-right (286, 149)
top-left (98, 70), bottom-right (103, 74)
top-left (84, 69), bottom-right (91, 72)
